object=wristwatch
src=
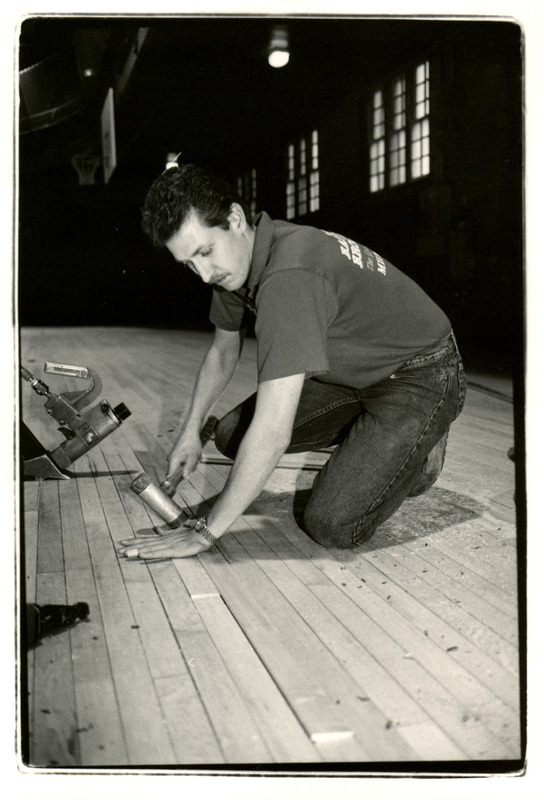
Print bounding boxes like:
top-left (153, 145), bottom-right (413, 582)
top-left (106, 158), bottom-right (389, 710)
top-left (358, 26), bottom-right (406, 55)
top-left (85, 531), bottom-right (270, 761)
top-left (194, 517), bottom-right (218, 546)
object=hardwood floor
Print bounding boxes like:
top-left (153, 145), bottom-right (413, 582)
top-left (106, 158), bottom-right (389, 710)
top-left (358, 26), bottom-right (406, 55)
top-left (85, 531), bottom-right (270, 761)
top-left (19, 327), bottom-right (523, 770)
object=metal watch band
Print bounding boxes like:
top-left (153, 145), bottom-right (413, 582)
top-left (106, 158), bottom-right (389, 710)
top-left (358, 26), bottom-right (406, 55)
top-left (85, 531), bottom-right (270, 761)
top-left (195, 517), bottom-right (218, 545)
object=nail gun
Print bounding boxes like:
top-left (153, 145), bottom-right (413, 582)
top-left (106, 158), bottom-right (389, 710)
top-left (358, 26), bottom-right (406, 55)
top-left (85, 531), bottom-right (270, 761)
top-left (21, 361), bottom-right (131, 479)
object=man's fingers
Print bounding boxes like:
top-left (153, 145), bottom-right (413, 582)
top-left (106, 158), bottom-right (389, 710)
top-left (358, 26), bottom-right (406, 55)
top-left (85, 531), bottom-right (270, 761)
top-left (117, 528), bottom-right (203, 560)
top-left (182, 451), bottom-right (201, 478)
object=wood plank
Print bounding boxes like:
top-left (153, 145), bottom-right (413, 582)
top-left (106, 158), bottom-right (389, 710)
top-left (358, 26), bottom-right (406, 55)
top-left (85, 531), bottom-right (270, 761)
top-left (59, 479), bottom-right (93, 571)
top-left (311, 582), bottom-right (517, 760)
top-left (28, 571), bottom-right (79, 767)
top-left (64, 567), bottom-right (129, 766)
top-left (246, 466), bottom-right (521, 677)
top-left (227, 525), bottom-right (428, 727)
top-left (147, 559), bottom-right (277, 763)
top-left (238, 494), bottom-right (519, 759)
top-left (226, 530), bottom-right (470, 761)
top-left (331, 545), bottom-right (520, 704)
top-left (153, 675), bottom-right (225, 765)
top-left (198, 540), bottom-right (415, 762)
top-left (36, 481), bottom-right (63, 574)
top-left (23, 483), bottom-right (39, 603)
top-left (180, 588), bottom-right (321, 762)
top-left (76, 456), bottom-right (177, 765)
top-left (21, 327), bottom-right (522, 767)
top-left (191, 457), bottom-right (521, 758)
top-left (360, 543), bottom-right (518, 646)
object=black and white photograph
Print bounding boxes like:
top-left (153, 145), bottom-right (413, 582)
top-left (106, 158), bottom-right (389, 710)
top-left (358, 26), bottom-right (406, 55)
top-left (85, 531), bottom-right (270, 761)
top-left (13, 3), bottom-right (536, 793)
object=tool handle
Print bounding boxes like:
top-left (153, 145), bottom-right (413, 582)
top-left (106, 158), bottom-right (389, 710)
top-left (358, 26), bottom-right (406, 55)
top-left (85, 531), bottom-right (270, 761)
top-left (44, 362), bottom-right (90, 379)
top-left (160, 415), bottom-right (218, 497)
top-left (160, 464), bottom-right (185, 496)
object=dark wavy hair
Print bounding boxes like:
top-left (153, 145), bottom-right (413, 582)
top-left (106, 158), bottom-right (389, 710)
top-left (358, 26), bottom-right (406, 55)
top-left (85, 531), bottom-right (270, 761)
top-left (141, 164), bottom-right (251, 247)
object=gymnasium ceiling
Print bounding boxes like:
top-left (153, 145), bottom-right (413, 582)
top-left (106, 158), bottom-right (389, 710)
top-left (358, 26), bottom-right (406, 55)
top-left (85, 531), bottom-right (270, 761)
top-left (18, 16), bottom-right (470, 183)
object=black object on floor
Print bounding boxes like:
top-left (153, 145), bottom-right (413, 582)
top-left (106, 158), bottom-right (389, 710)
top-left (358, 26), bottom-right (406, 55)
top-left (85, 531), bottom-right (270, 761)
top-left (26, 602), bottom-right (90, 647)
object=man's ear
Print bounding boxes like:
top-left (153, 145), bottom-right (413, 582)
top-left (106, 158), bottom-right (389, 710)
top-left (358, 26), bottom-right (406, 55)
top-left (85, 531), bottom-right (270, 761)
top-left (228, 202), bottom-right (246, 230)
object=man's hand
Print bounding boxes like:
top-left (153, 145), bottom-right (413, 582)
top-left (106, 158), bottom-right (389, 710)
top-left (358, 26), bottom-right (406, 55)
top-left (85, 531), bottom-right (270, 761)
top-left (167, 429), bottom-right (203, 479)
top-left (117, 519), bottom-right (212, 561)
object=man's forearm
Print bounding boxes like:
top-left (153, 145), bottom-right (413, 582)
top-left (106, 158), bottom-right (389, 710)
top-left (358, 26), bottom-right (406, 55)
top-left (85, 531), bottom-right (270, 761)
top-left (205, 373), bottom-right (306, 538)
top-left (206, 417), bottom-right (290, 537)
top-left (184, 334), bottom-right (241, 433)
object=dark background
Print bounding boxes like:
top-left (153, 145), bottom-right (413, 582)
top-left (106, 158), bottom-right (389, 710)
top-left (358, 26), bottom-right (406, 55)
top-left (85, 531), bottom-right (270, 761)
top-left (18, 16), bottom-right (523, 378)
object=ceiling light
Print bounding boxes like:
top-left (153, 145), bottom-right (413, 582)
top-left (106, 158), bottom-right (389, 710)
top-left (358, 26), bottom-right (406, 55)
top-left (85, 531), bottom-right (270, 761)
top-left (268, 26), bottom-right (289, 69)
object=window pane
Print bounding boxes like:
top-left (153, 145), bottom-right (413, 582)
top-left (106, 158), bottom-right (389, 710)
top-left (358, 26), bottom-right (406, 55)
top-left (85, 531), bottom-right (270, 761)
top-left (369, 62), bottom-right (429, 192)
top-left (411, 63), bottom-right (430, 179)
top-left (372, 90), bottom-right (385, 138)
top-left (286, 181), bottom-right (295, 219)
top-left (392, 76), bottom-right (406, 131)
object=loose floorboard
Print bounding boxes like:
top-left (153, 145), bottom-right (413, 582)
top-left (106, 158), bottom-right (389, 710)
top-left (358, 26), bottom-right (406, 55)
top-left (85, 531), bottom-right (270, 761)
top-left (19, 326), bottom-right (523, 771)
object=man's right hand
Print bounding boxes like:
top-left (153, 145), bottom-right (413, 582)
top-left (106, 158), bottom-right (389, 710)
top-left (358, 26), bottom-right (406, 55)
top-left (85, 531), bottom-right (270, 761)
top-left (167, 429), bottom-right (204, 479)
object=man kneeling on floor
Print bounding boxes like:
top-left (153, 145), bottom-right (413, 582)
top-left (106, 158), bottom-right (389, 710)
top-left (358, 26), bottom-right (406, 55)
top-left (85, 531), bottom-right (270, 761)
top-left (119, 163), bottom-right (467, 561)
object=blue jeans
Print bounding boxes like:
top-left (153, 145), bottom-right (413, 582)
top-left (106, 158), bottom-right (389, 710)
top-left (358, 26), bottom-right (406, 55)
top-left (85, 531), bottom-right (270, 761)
top-left (215, 332), bottom-right (467, 548)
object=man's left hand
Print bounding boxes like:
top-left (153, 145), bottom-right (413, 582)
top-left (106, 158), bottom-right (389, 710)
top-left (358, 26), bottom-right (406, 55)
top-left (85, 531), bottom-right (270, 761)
top-left (118, 520), bottom-right (212, 561)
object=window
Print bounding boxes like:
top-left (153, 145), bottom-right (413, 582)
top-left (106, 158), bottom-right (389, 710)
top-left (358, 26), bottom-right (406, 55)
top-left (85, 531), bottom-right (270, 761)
top-left (369, 90), bottom-right (385, 192)
top-left (369, 61), bottom-right (430, 193)
top-left (286, 129), bottom-right (320, 219)
top-left (411, 61), bottom-right (430, 179)
top-left (237, 168), bottom-right (258, 218)
top-left (390, 76), bottom-right (406, 186)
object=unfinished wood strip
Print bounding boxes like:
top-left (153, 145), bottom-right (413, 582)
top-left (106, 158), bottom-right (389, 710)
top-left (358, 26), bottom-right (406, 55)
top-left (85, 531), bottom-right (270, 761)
top-left (228, 524), bottom-right (428, 728)
top-left (36, 481), bottom-right (63, 575)
top-left (124, 568), bottom-right (196, 681)
top-left (58, 479), bottom-right (93, 571)
top-left (29, 571), bottom-right (79, 768)
top-left (166, 626), bottom-right (274, 763)
top-left (398, 540), bottom-right (517, 617)
top-left (173, 557), bottom-right (221, 600)
top-left (64, 567), bottom-right (128, 766)
top-left (187, 592), bottom-right (322, 763)
top-left (76, 458), bottom-right (177, 765)
top-left (256, 520), bottom-right (517, 759)
top-left (428, 522), bottom-right (518, 585)
top-left (311, 733), bottom-right (371, 762)
top-left (91, 442), bottom-right (228, 769)
top-left (330, 545), bottom-right (520, 708)
top-left (146, 558), bottom-right (287, 763)
top-left (23, 485), bottom-right (39, 603)
top-left (199, 541), bottom-right (413, 761)
top-left (311, 582), bottom-right (517, 761)
top-left (153, 674), bottom-right (226, 765)
top-left (362, 543), bottom-right (518, 645)
top-left (251, 481), bottom-right (520, 677)
top-left (144, 560), bottom-right (266, 763)
top-left (143, 559), bottom-right (207, 635)
top-left (242, 494), bottom-right (516, 758)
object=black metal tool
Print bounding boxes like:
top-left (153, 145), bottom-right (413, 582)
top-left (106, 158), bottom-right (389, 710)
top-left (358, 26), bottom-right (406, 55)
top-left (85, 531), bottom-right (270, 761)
top-left (21, 361), bottom-right (131, 479)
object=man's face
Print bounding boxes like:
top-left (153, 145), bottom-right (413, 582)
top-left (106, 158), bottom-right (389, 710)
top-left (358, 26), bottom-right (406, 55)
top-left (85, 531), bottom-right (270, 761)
top-left (165, 204), bottom-right (253, 292)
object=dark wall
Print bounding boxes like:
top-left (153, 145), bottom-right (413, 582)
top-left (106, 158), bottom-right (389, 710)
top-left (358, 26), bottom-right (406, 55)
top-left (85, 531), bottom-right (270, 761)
top-left (18, 19), bottom-right (523, 376)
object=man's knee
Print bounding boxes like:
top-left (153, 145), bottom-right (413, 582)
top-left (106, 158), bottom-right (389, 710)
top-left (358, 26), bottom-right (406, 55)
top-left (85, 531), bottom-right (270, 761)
top-left (302, 503), bottom-right (378, 549)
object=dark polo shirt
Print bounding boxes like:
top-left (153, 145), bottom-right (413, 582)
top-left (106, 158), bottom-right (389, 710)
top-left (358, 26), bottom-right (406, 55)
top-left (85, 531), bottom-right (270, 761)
top-left (209, 212), bottom-right (451, 388)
